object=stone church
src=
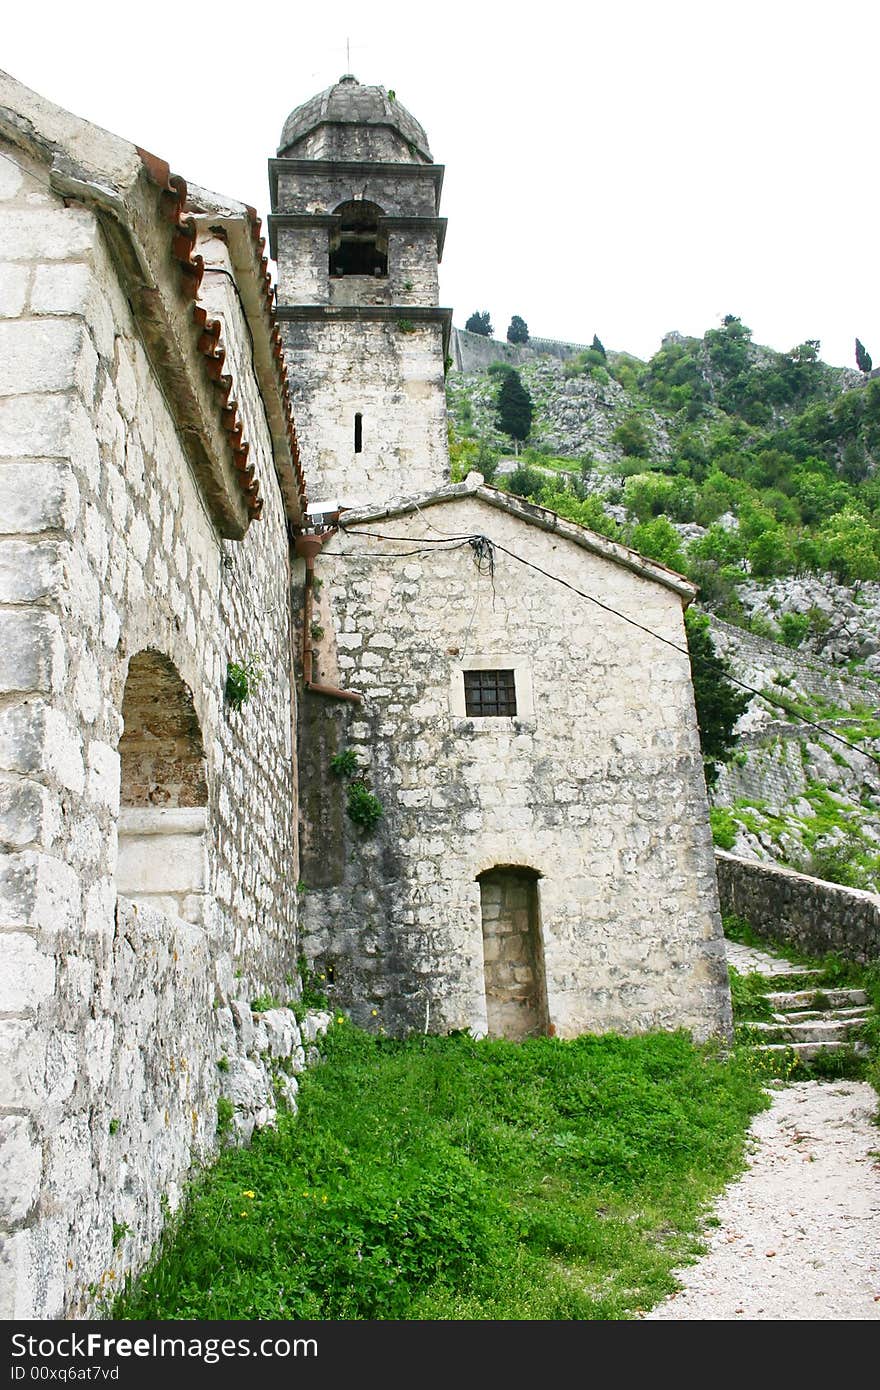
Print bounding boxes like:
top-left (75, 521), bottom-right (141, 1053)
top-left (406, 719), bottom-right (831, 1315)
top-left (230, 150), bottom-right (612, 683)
top-left (0, 70), bottom-right (731, 1316)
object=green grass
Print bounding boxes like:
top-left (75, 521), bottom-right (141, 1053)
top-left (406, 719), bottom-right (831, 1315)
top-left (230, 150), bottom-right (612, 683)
top-left (112, 1027), bottom-right (767, 1321)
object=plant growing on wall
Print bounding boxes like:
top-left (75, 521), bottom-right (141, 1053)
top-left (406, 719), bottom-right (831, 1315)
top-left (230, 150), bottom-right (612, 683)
top-left (329, 747), bottom-right (383, 831)
top-left (347, 780), bottom-right (384, 831)
top-left (330, 748), bottom-right (359, 777)
top-left (225, 655), bottom-right (264, 712)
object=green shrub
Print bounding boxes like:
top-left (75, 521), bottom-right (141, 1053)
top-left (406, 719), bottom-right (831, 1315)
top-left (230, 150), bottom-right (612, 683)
top-left (709, 807), bottom-right (738, 850)
top-left (330, 748), bottom-right (359, 778)
top-left (347, 782), bottom-right (383, 831)
top-left (225, 655), bottom-right (263, 712)
top-left (777, 612), bottom-right (810, 648)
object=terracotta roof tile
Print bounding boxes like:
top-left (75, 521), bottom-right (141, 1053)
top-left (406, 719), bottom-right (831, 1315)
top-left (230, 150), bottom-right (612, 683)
top-left (136, 148), bottom-right (310, 523)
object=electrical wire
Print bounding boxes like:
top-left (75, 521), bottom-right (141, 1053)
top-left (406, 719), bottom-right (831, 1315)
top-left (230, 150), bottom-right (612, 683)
top-left (327, 523), bottom-right (880, 770)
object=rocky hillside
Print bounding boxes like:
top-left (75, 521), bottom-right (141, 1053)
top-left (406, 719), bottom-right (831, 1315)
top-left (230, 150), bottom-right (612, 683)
top-left (447, 321), bottom-right (880, 891)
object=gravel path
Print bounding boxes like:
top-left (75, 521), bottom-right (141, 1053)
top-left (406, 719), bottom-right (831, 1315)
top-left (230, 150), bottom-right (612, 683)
top-left (644, 939), bottom-right (880, 1320)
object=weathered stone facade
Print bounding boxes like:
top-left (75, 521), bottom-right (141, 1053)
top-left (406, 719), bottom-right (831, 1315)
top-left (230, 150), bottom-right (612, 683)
top-left (0, 75), bottom-right (304, 1317)
top-left (274, 77), bottom-right (732, 1045)
top-left (297, 481), bottom-right (732, 1040)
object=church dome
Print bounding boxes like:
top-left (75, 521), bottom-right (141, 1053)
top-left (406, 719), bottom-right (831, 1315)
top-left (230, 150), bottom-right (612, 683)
top-left (278, 75), bottom-right (432, 161)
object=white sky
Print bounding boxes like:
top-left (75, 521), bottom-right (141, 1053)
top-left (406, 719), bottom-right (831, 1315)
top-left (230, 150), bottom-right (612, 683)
top-left (3, 0), bottom-right (877, 368)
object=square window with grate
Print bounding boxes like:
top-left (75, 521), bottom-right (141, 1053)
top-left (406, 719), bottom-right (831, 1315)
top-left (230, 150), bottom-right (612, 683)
top-left (463, 669), bottom-right (517, 717)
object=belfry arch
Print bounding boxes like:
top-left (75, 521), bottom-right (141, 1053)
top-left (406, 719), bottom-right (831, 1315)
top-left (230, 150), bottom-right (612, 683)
top-left (329, 199), bottom-right (388, 277)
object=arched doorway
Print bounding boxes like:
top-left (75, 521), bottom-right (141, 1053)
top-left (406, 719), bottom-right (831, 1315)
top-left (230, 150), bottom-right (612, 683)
top-left (477, 867), bottom-right (549, 1040)
top-left (115, 650), bottom-right (209, 925)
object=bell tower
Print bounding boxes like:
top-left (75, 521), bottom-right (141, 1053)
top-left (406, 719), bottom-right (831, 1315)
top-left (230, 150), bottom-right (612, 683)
top-left (269, 76), bottom-right (452, 509)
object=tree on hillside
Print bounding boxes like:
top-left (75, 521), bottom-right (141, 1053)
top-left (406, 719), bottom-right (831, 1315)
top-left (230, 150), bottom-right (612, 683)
top-left (684, 610), bottom-right (751, 788)
top-left (855, 338), bottom-right (873, 375)
top-left (465, 310), bottom-right (493, 337)
top-left (818, 506), bottom-right (880, 587)
top-left (591, 334), bottom-right (606, 359)
top-left (507, 315), bottom-right (529, 344)
top-left (496, 368), bottom-right (533, 450)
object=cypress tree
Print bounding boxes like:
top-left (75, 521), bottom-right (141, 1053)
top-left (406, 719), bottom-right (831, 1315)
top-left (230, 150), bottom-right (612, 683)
top-left (496, 369), bottom-right (533, 446)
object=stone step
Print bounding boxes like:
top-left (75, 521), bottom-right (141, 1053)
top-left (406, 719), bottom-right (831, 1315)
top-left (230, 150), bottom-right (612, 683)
top-left (753, 1040), bottom-right (870, 1062)
top-left (746, 1018), bottom-right (868, 1043)
top-left (765, 988), bottom-right (869, 1010)
top-left (776, 1007), bottom-right (869, 1023)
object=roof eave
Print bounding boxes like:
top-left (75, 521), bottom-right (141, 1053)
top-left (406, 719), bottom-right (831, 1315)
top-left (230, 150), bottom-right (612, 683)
top-left (340, 475), bottom-right (698, 602)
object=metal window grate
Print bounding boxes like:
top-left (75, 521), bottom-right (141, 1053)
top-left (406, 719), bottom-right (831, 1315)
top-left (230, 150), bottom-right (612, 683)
top-left (463, 669), bottom-right (517, 717)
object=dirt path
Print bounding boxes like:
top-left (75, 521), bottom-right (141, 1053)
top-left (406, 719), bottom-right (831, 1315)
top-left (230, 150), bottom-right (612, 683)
top-left (644, 939), bottom-right (880, 1320)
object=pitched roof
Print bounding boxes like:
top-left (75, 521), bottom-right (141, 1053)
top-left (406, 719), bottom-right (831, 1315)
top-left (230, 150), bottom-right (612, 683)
top-left (336, 472), bottom-right (698, 602)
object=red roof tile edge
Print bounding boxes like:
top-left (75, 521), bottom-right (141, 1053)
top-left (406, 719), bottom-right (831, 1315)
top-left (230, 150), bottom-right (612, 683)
top-left (136, 147), bottom-right (307, 524)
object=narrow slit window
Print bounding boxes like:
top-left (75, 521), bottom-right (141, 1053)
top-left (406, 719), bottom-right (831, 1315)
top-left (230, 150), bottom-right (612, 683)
top-left (463, 669), bottom-right (517, 717)
top-left (354, 412), bottom-right (363, 453)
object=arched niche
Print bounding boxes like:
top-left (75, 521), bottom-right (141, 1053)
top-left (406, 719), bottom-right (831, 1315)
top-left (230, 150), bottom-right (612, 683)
top-left (329, 199), bottom-right (388, 277)
top-left (477, 866), bottom-right (549, 1040)
top-left (115, 650), bottom-right (209, 925)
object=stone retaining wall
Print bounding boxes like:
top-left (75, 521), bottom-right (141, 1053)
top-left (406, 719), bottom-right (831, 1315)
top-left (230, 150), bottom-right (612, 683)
top-left (715, 850), bottom-right (880, 962)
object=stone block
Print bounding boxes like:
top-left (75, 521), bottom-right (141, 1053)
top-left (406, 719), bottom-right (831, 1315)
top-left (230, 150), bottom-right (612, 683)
top-left (220, 1056), bottom-right (272, 1112)
top-left (0, 1116), bottom-right (42, 1223)
top-left (0, 537), bottom-right (66, 603)
top-left (0, 154), bottom-right (24, 201)
top-left (257, 1007), bottom-right (302, 1058)
top-left (45, 1114), bottom-right (92, 1199)
top-left (84, 1017), bottom-right (114, 1091)
top-left (0, 1017), bottom-right (47, 1108)
top-left (0, 851), bottom-right (81, 944)
top-left (0, 319), bottom-right (96, 398)
top-left (0, 206), bottom-right (97, 261)
top-left (0, 460), bottom-right (79, 533)
top-left (73, 653), bottom-right (101, 724)
top-left (0, 392), bottom-right (72, 457)
top-left (0, 1231), bottom-right (27, 1320)
top-left (214, 1006), bottom-right (236, 1054)
top-left (0, 776), bottom-right (53, 847)
top-left (0, 263), bottom-right (27, 317)
top-left (277, 1074), bottom-right (299, 1113)
top-left (86, 741), bottom-right (120, 813)
top-left (29, 261), bottom-right (91, 316)
top-left (42, 707), bottom-right (85, 795)
top-left (0, 610), bottom-right (66, 695)
top-left (117, 808), bottom-right (208, 896)
top-left (0, 932), bottom-right (55, 1012)
top-left (230, 998), bottom-right (255, 1053)
top-left (300, 1009), bottom-right (332, 1043)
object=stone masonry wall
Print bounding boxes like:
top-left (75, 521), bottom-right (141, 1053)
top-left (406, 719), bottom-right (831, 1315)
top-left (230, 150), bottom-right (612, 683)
top-left (715, 850), bottom-right (880, 962)
top-left (0, 148), bottom-right (299, 1316)
top-left (280, 317), bottom-right (449, 507)
top-left (299, 491), bottom-right (731, 1043)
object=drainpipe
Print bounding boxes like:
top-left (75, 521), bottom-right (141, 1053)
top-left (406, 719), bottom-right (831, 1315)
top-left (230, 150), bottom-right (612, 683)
top-left (294, 529), bottom-right (363, 703)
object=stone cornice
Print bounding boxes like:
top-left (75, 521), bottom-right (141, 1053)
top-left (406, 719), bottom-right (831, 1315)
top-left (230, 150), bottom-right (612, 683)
top-left (268, 157), bottom-right (445, 212)
top-left (274, 303), bottom-right (452, 356)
